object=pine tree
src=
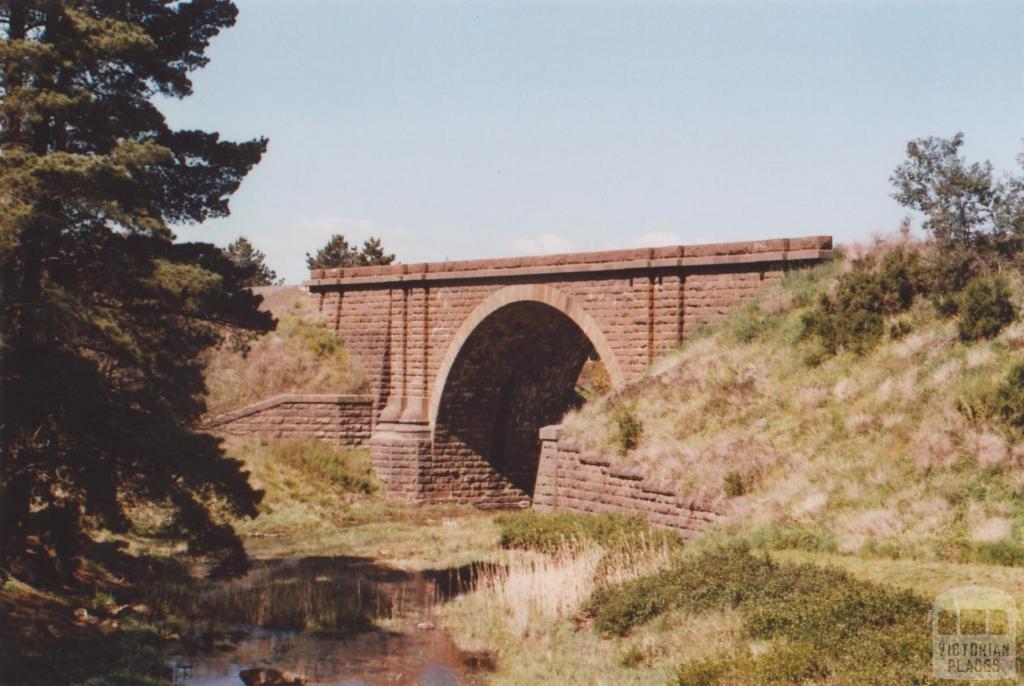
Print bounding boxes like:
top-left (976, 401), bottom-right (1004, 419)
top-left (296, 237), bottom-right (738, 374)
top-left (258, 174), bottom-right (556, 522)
top-left (306, 234), bottom-right (395, 270)
top-left (357, 237), bottom-right (395, 267)
top-left (225, 236), bottom-right (281, 287)
top-left (1, 1), bottom-right (272, 579)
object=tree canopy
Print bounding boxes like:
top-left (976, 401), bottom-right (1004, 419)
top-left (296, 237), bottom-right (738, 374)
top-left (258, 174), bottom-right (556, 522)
top-left (225, 236), bottom-right (281, 287)
top-left (891, 133), bottom-right (1024, 296)
top-left (891, 134), bottom-right (1024, 260)
top-left (306, 234), bottom-right (396, 270)
top-left (1, 1), bottom-right (272, 579)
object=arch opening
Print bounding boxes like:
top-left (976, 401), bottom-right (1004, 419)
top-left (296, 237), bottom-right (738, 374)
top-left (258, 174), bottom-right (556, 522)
top-left (432, 301), bottom-right (599, 504)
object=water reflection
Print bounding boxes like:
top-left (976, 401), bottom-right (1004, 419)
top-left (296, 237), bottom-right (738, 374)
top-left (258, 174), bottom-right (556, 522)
top-left (169, 625), bottom-right (479, 685)
top-left (162, 557), bottom-right (490, 686)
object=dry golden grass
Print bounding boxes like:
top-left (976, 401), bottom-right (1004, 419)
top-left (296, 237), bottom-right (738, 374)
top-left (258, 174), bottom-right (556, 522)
top-left (204, 285), bottom-right (368, 416)
top-left (453, 533), bottom-right (674, 638)
top-left (469, 545), bottom-right (604, 637)
top-left (440, 536), bottom-right (741, 686)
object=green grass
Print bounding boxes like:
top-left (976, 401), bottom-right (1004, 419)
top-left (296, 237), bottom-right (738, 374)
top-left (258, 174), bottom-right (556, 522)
top-left (495, 511), bottom-right (676, 553)
top-left (2, 621), bottom-right (173, 686)
top-left (222, 436), bottom-right (501, 568)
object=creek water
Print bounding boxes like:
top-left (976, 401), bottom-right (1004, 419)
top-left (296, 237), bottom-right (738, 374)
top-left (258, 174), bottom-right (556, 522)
top-left (164, 557), bottom-right (486, 686)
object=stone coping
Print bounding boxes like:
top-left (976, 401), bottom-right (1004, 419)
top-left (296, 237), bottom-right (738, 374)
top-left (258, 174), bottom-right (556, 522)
top-left (305, 236), bottom-right (833, 288)
top-left (205, 393), bottom-right (374, 428)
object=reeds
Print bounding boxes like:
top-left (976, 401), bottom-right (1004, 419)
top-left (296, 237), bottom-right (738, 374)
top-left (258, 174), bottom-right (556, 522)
top-left (462, 533), bottom-right (675, 637)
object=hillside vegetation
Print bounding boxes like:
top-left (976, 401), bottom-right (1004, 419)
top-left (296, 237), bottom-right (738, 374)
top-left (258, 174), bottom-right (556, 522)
top-left (204, 285), bottom-right (369, 416)
top-left (564, 243), bottom-right (1024, 563)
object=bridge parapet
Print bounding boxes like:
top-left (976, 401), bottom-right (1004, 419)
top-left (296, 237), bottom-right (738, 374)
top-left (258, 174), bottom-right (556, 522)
top-left (307, 235), bottom-right (832, 286)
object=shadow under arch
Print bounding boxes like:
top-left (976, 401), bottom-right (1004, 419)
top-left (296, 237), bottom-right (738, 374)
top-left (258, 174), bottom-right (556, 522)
top-left (429, 285), bottom-right (625, 427)
top-left (428, 285), bottom-right (624, 502)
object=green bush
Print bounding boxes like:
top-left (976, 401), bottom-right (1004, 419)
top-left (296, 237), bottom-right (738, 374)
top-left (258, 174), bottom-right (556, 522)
top-left (889, 318), bottom-right (913, 340)
top-left (801, 247), bottom-right (925, 357)
top-left (974, 538), bottom-right (1024, 566)
top-left (613, 405), bottom-right (643, 455)
top-left (729, 301), bottom-right (778, 344)
top-left (673, 657), bottom-right (732, 686)
top-left (723, 471), bottom-right (746, 497)
top-left (494, 511), bottom-right (663, 552)
top-left (596, 545), bottom-right (934, 685)
top-left (958, 274), bottom-right (1017, 341)
top-left (741, 524), bottom-right (837, 553)
top-left (273, 440), bottom-right (378, 494)
top-left (992, 362), bottom-right (1024, 433)
top-left (617, 643), bottom-right (647, 668)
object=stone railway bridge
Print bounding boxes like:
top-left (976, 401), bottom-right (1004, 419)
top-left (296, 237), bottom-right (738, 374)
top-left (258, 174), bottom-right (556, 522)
top-left (306, 235), bottom-right (832, 506)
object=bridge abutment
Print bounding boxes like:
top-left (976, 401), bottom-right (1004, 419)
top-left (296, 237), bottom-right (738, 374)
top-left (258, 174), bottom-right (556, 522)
top-left (369, 419), bottom-right (431, 501)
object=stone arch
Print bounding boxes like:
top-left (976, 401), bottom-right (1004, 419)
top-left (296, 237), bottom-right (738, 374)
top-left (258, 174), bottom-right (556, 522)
top-left (429, 285), bottom-right (624, 427)
top-left (427, 285), bottom-right (624, 502)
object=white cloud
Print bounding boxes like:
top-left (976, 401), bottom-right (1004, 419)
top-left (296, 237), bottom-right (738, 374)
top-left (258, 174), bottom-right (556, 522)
top-left (508, 233), bottom-right (578, 256)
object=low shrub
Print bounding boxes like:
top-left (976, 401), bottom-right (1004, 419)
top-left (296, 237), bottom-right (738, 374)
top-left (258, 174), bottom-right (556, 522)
top-left (595, 545), bottom-right (934, 685)
top-left (494, 511), bottom-right (664, 553)
top-left (801, 247), bottom-right (925, 357)
top-left (617, 642), bottom-right (648, 668)
top-left (612, 405), bottom-right (643, 455)
top-left (741, 524), bottom-right (837, 553)
top-left (889, 318), bottom-right (913, 340)
top-left (722, 471), bottom-right (746, 497)
top-left (577, 359), bottom-right (613, 399)
top-left (992, 361), bottom-right (1024, 434)
top-left (958, 274), bottom-right (1017, 341)
top-left (0, 622), bottom-right (171, 686)
top-left (205, 312), bottom-right (369, 416)
top-left (973, 538), bottom-right (1024, 567)
top-left (728, 301), bottom-right (779, 344)
top-left (673, 656), bottom-right (732, 686)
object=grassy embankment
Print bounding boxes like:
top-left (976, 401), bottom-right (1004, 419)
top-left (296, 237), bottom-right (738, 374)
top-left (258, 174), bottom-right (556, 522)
top-left (203, 285), bottom-right (369, 416)
top-left (565, 254), bottom-right (1024, 564)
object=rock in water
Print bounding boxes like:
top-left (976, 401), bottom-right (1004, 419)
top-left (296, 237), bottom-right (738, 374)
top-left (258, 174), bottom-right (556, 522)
top-left (238, 666), bottom-right (306, 686)
top-left (417, 664), bottom-right (458, 686)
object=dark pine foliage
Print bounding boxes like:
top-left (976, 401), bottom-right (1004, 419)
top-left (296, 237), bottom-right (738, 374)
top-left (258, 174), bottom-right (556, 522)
top-left (306, 234), bottom-right (395, 270)
top-left (1, 1), bottom-right (273, 581)
top-left (225, 236), bottom-right (282, 287)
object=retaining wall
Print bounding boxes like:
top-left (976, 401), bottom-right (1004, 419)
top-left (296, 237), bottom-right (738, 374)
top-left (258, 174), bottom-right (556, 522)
top-left (534, 424), bottom-right (723, 537)
top-left (206, 394), bottom-right (374, 447)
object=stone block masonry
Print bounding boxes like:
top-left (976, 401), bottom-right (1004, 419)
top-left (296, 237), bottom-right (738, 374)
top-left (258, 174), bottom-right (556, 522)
top-left (533, 425), bottom-right (723, 538)
top-left (305, 235), bottom-right (832, 508)
top-left (206, 394), bottom-right (374, 447)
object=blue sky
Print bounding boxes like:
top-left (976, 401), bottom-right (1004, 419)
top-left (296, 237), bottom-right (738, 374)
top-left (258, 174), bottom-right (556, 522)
top-left (160, 0), bottom-right (1024, 283)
